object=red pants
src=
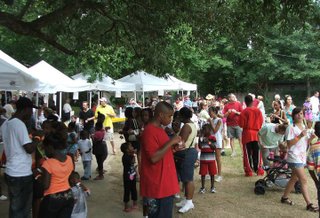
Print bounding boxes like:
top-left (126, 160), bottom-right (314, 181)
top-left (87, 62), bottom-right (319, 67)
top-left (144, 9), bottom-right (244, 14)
top-left (242, 141), bottom-right (263, 174)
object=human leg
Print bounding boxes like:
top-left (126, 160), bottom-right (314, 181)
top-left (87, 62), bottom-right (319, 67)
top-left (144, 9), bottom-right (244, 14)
top-left (215, 148), bottom-right (222, 177)
top-left (82, 161), bottom-right (92, 179)
top-left (294, 167), bottom-right (313, 206)
top-left (242, 142), bottom-right (253, 176)
top-left (131, 180), bottom-right (138, 209)
top-left (5, 174), bottom-right (33, 218)
top-left (282, 166), bottom-right (299, 201)
top-left (260, 147), bottom-right (270, 167)
top-left (94, 155), bottom-right (104, 180)
top-left (123, 180), bottom-right (131, 210)
top-left (156, 196), bottom-right (174, 218)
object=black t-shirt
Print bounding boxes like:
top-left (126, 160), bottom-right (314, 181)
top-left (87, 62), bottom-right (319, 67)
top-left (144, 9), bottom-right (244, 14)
top-left (79, 109), bottom-right (94, 130)
top-left (122, 154), bottom-right (136, 181)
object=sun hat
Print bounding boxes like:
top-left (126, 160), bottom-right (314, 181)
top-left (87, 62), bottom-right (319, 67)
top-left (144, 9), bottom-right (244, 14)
top-left (205, 94), bottom-right (214, 100)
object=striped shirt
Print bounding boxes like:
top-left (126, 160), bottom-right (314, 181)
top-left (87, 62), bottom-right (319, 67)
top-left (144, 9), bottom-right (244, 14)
top-left (307, 141), bottom-right (320, 177)
top-left (199, 139), bottom-right (215, 162)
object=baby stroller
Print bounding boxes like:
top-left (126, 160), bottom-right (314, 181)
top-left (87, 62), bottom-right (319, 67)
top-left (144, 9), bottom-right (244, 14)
top-left (254, 156), bottom-right (301, 195)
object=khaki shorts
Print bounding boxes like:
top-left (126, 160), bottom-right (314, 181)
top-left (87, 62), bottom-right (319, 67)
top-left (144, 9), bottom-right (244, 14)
top-left (227, 126), bottom-right (242, 139)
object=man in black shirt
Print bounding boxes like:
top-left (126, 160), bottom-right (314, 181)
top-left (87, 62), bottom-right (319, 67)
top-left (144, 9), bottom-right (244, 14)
top-left (79, 101), bottom-right (95, 134)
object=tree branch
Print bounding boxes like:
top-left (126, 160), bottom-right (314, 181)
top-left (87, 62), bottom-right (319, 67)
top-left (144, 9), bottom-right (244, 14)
top-left (17, 0), bottom-right (34, 19)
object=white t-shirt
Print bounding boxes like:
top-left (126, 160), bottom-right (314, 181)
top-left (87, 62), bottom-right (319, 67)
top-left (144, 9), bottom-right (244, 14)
top-left (211, 117), bottom-right (223, 148)
top-left (78, 139), bottom-right (92, 161)
top-left (286, 124), bottom-right (308, 164)
top-left (310, 96), bottom-right (319, 114)
top-left (63, 103), bottom-right (72, 113)
top-left (1, 118), bottom-right (32, 177)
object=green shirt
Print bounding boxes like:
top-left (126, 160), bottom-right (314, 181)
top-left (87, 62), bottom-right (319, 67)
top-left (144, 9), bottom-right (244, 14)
top-left (258, 123), bottom-right (284, 149)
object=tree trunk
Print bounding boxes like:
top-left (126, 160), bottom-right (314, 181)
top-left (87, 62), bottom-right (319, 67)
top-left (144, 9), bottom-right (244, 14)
top-left (306, 77), bottom-right (311, 97)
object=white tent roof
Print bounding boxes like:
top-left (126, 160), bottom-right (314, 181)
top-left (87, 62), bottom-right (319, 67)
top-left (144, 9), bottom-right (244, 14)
top-left (0, 50), bottom-right (45, 91)
top-left (164, 74), bottom-right (197, 91)
top-left (118, 71), bottom-right (179, 92)
top-left (29, 61), bottom-right (93, 93)
top-left (72, 73), bottom-right (135, 92)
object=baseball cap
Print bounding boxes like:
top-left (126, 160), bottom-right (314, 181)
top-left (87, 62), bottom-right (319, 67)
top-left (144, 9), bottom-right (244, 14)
top-left (99, 97), bottom-right (107, 102)
top-left (16, 97), bottom-right (39, 110)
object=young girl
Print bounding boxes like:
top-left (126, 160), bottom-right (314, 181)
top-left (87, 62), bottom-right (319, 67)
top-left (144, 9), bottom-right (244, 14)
top-left (198, 124), bottom-right (217, 193)
top-left (38, 122), bottom-right (74, 218)
top-left (69, 171), bottom-right (90, 218)
top-left (208, 106), bottom-right (223, 182)
top-left (66, 122), bottom-right (79, 162)
top-left (92, 122), bottom-right (108, 180)
top-left (303, 97), bottom-right (313, 121)
top-left (78, 130), bottom-right (92, 180)
top-left (283, 95), bottom-right (295, 125)
top-left (281, 107), bottom-right (318, 212)
top-left (270, 100), bottom-right (288, 124)
top-left (120, 142), bottom-right (138, 212)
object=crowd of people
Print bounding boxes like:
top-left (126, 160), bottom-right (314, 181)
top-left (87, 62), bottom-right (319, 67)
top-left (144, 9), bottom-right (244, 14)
top-left (1, 90), bottom-right (320, 217)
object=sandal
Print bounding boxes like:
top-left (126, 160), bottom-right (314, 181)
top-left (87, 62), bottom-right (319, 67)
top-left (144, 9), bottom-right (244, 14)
top-left (281, 197), bottom-right (294, 205)
top-left (306, 203), bottom-right (319, 212)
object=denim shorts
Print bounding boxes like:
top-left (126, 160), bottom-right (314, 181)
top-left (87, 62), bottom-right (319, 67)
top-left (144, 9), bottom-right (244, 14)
top-left (287, 162), bottom-right (305, 169)
top-left (178, 148), bottom-right (198, 182)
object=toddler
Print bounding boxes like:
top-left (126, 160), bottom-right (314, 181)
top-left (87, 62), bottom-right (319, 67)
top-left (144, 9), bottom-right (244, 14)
top-left (69, 171), bottom-right (90, 218)
top-left (78, 130), bottom-right (92, 180)
top-left (121, 142), bottom-right (138, 212)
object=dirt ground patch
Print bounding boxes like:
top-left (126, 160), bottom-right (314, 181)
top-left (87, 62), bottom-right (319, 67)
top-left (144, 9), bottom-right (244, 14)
top-left (0, 133), bottom-right (318, 218)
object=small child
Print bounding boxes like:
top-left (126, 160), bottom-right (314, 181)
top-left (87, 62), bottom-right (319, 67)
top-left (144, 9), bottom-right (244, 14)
top-left (198, 124), bottom-right (217, 193)
top-left (78, 130), bottom-right (92, 180)
top-left (120, 142), bottom-right (138, 212)
top-left (303, 97), bottom-right (313, 121)
top-left (66, 122), bottom-right (79, 162)
top-left (69, 171), bottom-right (90, 218)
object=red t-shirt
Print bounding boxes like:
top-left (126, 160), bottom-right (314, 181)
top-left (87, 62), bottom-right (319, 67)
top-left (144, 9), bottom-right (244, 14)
top-left (223, 101), bottom-right (243, 126)
top-left (252, 99), bottom-right (260, 108)
top-left (239, 107), bottom-right (263, 145)
top-left (140, 123), bottom-right (179, 198)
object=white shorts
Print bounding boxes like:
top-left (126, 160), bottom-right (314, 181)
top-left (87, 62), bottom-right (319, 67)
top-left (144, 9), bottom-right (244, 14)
top-left (104, 128), bottom-right (114, 141)
top-left (215, 139), bottom-right (223, 149)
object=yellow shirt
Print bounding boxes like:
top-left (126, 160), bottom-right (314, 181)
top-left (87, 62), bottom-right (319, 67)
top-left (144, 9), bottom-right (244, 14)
top-left (95, 105), bottom-right (115, 128)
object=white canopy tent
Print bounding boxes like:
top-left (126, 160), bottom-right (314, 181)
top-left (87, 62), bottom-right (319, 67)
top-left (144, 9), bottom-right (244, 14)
top-left (164, 74), bottom-right (197, 91)
top-left (72, 73), bottom-right (135, 92)
top-left (29, 61), bottom-right (93, 93)
top-left (0, 50), bottom-right (45, 91)
top-left (118, 70), bottom-right (180, 106)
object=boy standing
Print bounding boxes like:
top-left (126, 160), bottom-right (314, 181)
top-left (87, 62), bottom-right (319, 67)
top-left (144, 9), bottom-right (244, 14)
top-left (140, 102), bottom-right (181, 218)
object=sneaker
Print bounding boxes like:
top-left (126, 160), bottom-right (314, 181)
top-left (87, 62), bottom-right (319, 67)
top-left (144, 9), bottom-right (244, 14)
top-left (199, 188), bottom-right (206, 194)
top-left (178, 202), bottom-right (194, 213)
top-left (176, 199), bottom-right (186, 208)
top-left (81, 176), bottom-right (89, 180)
top-left (215, 176), bottom-right (223, 182)
top-left (210, 187), bottom-right (216, 193)
top-left (231, 151), bottom-right (237, 157)
top-left (0, 195), bottom-right (7, 201)
top-left (221, 150), bottom-right (226, 156)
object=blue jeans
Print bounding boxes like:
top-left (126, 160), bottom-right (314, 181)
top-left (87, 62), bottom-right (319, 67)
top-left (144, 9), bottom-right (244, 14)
top-left (5, 174), bottom-right (33, 218)
top-left (82, 161), bottom-right (92, 179)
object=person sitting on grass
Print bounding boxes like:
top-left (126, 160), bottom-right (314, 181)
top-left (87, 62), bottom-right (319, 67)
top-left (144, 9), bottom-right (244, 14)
top-left (120, 142), bottom-right (138, 212)
top-left (198, 124), bottom-right (217, 194)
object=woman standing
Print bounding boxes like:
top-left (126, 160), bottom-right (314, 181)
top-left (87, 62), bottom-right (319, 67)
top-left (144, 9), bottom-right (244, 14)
top-left (283, 95), bottom-right (296, 125)
top-left (175, 107), bottom-right (198, 213)
top-left (281, 107), bottom-right (318, 212)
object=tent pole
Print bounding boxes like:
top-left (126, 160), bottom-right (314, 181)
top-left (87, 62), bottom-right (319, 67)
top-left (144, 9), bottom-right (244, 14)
top-left (89, 91), bottom-right (92, 109)
top-left (59, 92), bottom-right (62, 118)
top-left (143, 91), bottom-right (145, 107)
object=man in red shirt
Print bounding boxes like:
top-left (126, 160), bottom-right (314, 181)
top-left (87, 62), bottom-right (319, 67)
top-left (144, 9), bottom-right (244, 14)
top-left (239, 95), bottom-right (264, 177)
top-left (223, 93), bottom-right (243, 157)
top-left (140, 101), bottom-right (181, 218)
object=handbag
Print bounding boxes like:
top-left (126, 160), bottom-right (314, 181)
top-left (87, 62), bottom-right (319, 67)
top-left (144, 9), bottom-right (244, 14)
top-left (128, 119), bottom-right (139, 142)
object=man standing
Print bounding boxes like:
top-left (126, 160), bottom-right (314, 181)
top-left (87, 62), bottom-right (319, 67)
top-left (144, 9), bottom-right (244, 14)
top-left (3, 100), bottom-right (16, 119)
top-left (2, 97), bottom-right (40, 217)
top-left (62, 98), bottom-right (72, 122)
top-left (239, 95), bottom-right (264, 177)
top-left (95, 97), bottom-right (116, 154)
top-left (310, 91), bottom-right (320, 122)
top-left (140, 102), bottom-right (181, 218)
top-left (223, 93), bottom-right (243, 157)
top-left (79, 101), bottom-right (95, 134)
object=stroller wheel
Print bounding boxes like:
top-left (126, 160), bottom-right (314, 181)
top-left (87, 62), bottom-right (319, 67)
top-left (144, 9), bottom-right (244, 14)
top-left (255, 179), bottom-right (266, 187)
top-left (254, 184), bottom-right (265, 195)
top-left (294, 181), bottom-right (301, 194)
